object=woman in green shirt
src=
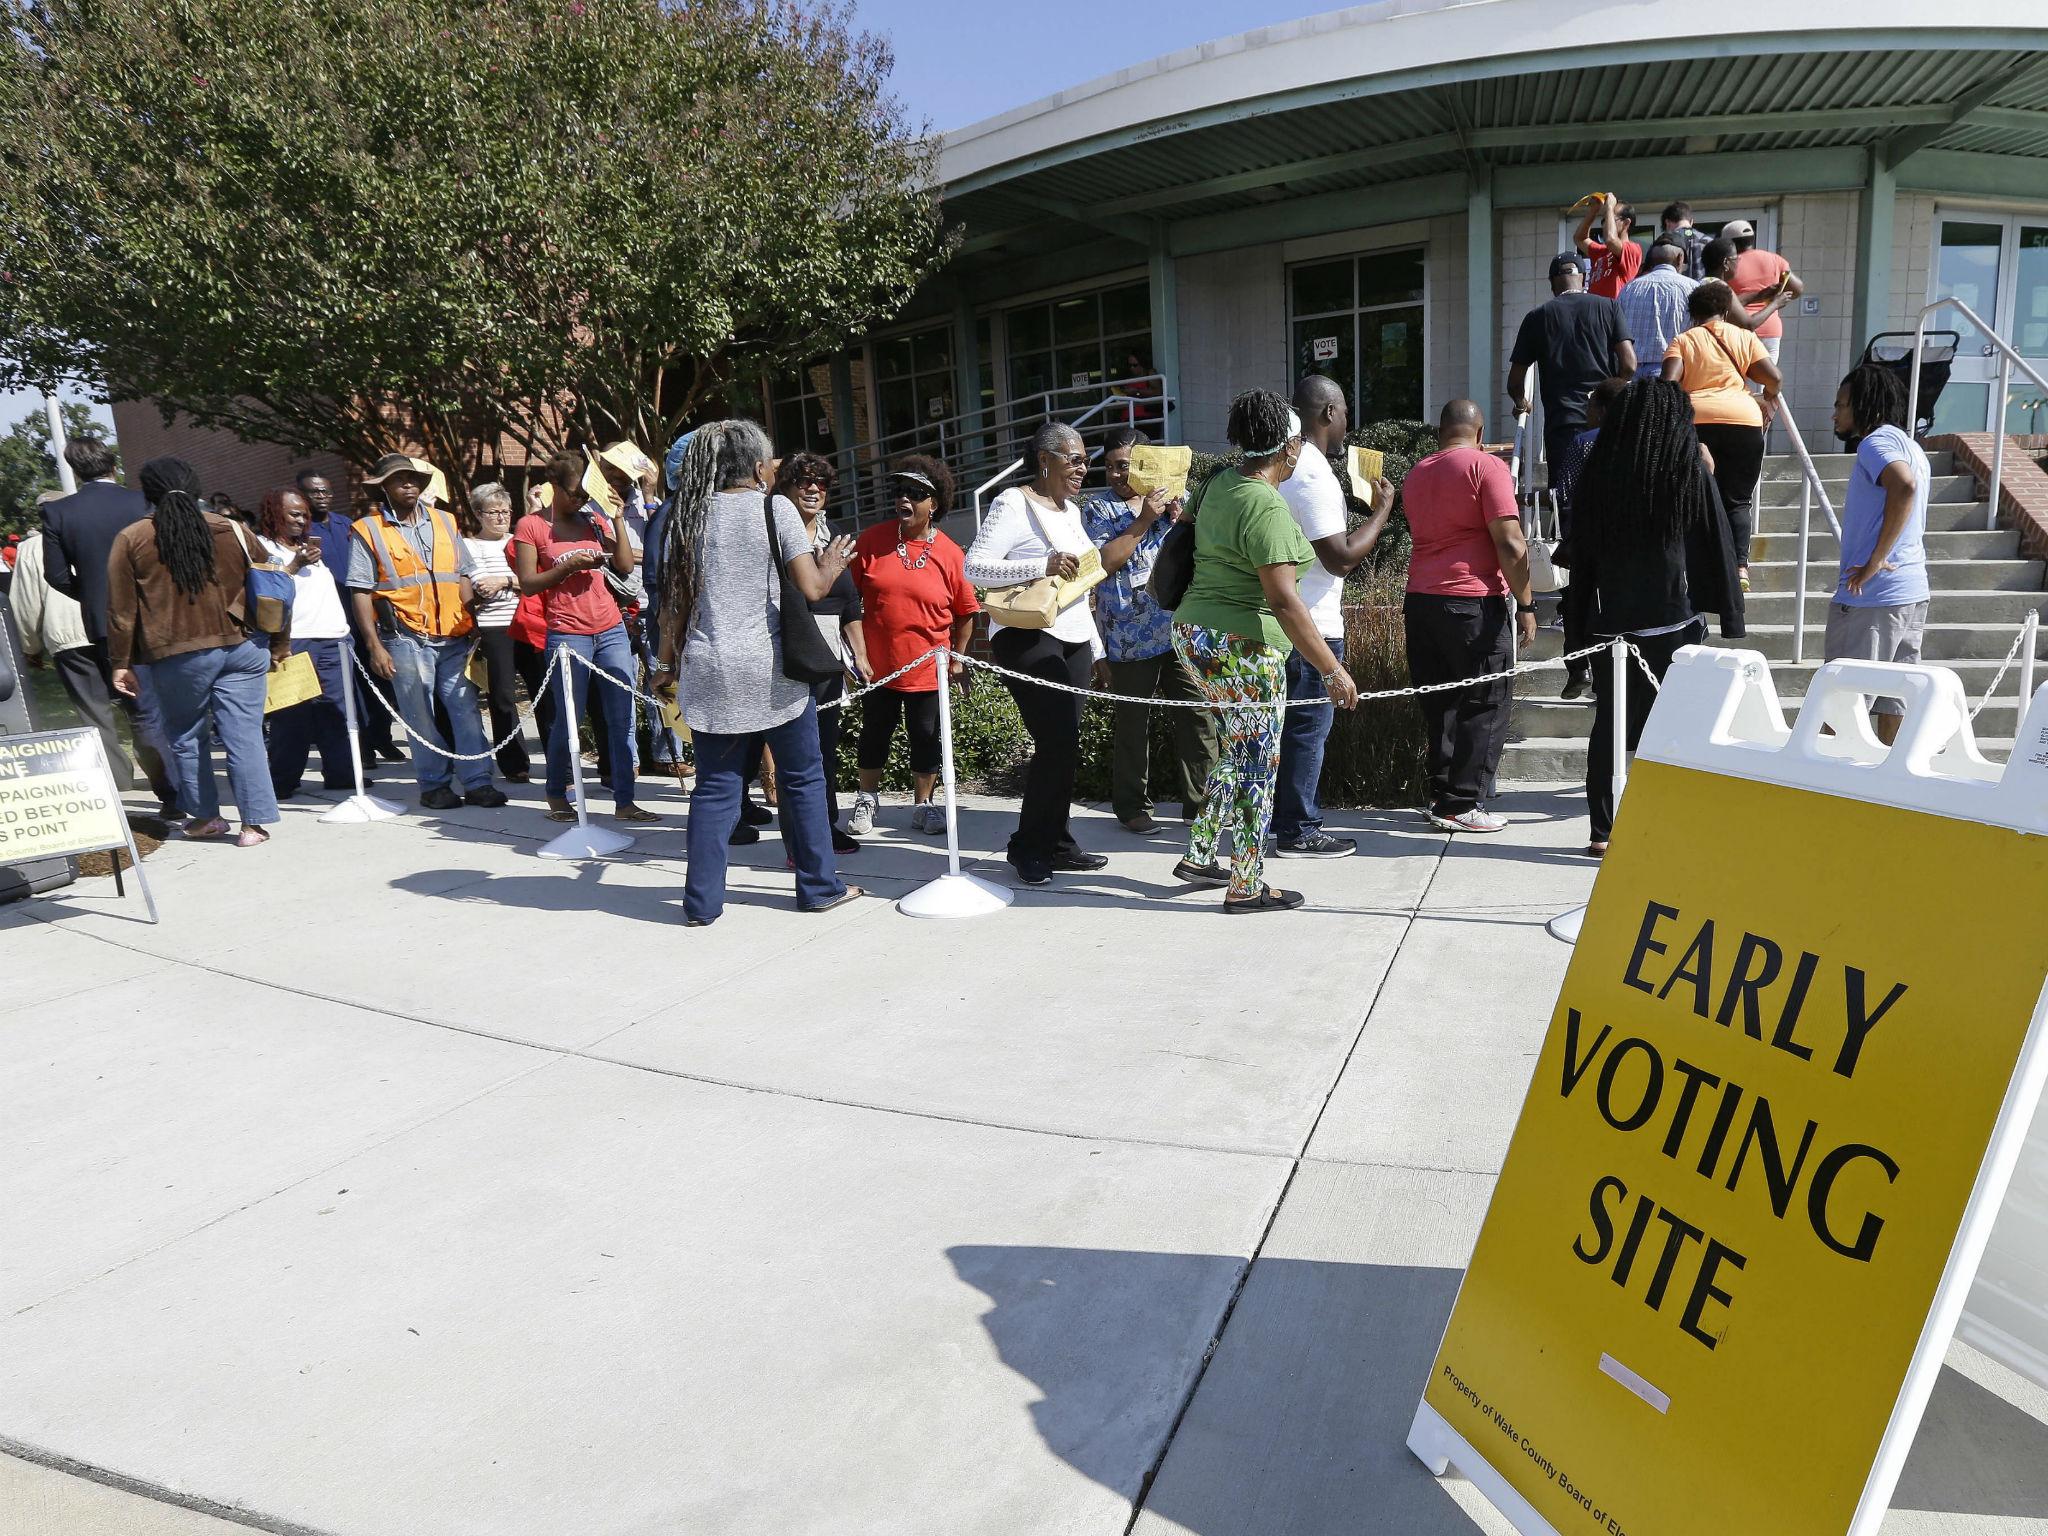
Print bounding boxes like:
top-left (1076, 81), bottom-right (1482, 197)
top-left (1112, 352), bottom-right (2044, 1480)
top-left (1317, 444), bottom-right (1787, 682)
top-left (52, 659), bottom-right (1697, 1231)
top-left (1172, 389), bottom-right (1359, 912)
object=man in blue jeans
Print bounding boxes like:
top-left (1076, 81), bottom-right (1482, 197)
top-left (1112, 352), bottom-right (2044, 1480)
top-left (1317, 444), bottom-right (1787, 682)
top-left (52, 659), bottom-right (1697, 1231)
top-left (345, 453), bottom-right (507, 811)
top-left (1272, 375), bottom-right (1395, 858)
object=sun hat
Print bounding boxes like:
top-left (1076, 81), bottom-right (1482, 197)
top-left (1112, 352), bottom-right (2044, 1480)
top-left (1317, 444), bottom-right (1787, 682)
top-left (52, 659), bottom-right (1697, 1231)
top-left (363, 452), bottom-right (435, 485)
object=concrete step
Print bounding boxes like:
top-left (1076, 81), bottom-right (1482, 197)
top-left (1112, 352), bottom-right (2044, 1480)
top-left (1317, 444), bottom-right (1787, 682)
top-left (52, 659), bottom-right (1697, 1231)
top-left (1748, 528), bottom-right (2019, 563)
top-left (1729, 623), bottom-right (2047, 663)
top-left (1744, 557), bottom-right (2045, 592)
top-left (1752, 473), bottom-right (1979, 509)
top-left (1741, 590), bottom-right (2048, 624)
top-left (1758, 450), bottom-right (1956, 481)
top-left (1500, 733), bottom-right (2017, 782)
top-left (1513, 649), bottom-right (2026, 698)
top-left (1752, 499), bottom-right (1989, 535)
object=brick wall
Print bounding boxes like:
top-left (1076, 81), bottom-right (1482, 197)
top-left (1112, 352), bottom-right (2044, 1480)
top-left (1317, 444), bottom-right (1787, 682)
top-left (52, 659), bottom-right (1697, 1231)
top-left (1927, 432), bottom-right (2048, 563)
top-left (111, 403), bottom-right (354, 511)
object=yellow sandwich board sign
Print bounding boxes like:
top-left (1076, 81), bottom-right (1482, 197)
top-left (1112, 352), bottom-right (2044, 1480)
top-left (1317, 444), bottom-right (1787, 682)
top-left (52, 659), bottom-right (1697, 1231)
top-left (1410, 650), bottom-right (2048, 1536)
top-left (0, 728), bottom-right (129, 861)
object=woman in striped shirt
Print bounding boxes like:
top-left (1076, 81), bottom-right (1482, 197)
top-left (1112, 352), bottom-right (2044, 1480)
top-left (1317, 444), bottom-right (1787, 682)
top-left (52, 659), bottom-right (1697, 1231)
top-left (463, 483), bottom-right (530, 782)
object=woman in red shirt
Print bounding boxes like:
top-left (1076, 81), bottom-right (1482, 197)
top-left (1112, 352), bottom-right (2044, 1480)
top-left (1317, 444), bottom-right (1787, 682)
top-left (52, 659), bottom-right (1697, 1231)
top-left (846, 456), bottom-right (979, 836)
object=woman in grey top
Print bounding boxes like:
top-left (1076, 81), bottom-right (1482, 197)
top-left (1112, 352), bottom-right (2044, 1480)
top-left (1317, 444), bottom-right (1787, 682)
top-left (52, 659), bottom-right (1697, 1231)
top-left (653, 419), bottom-right (861, 924)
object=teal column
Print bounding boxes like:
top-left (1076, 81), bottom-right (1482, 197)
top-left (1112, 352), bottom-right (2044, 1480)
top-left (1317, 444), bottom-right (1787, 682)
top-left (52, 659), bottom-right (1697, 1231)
top-left (1855, 151), bottom-right (1897, 353)
top-left (829, 353), bottom-right (858, 480)
top-left (1466, 166), bottom-right (1496, 408)
top-left (952, 290), bottom-right (982, 466)
top-left (1148, 226), bottom-right (1181, 444)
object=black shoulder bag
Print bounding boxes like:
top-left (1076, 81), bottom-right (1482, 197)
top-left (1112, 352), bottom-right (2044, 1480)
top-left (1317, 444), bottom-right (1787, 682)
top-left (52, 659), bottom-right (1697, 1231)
top-left (1146, 474), bottom-right (1214, 612)
top-left (765, 496), bottom-right (843, 685)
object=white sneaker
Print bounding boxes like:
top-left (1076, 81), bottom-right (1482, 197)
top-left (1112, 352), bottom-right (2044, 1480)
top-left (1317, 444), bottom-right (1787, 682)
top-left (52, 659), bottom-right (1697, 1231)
top-left (912, 801), bottom-right (946, 834)
top-left (846, 792), bottom-right (878, 837)
top-left (1429, 808), bottom-right (1508, 834)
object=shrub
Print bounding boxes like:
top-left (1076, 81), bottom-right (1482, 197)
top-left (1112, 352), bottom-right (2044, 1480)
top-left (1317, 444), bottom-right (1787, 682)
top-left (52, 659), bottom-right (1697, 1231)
top-left (831, 681), bottom-right (1027, 793)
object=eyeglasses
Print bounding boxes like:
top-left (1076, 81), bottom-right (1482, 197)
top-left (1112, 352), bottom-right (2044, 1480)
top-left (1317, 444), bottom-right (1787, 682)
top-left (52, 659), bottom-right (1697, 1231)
top-left (1049, 451), bottom-right (1088, 468)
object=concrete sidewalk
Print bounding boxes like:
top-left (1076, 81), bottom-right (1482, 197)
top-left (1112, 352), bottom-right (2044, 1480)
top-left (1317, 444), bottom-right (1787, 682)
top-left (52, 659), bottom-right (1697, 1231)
top-left (0, 775), bottom-right (2041, 1535)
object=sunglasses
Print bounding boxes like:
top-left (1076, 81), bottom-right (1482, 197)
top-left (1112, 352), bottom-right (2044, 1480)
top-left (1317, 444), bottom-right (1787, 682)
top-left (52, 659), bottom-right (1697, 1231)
top-left (795, 478), bottom-right (829, 492)
top-left (895, 487), bottom-right (936, 503)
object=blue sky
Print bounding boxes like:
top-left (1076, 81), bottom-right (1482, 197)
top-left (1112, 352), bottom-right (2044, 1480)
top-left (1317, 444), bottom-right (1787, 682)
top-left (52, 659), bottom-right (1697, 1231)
top-left (3, 0), bottom-right (1304, 439)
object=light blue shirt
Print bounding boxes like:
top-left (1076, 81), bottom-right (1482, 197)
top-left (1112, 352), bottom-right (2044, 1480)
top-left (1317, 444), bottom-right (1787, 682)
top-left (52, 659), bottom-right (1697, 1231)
top-left (1836, 426), bottom-right (1930, 608)
top-left (1616, 264), bottom-right (1698, 380)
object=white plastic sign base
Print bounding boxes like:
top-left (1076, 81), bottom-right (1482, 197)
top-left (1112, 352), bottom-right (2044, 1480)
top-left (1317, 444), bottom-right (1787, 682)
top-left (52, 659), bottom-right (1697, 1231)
top-left (539, 824), bottom-right (635, 860)
top-left (320, 792), bottom-right (405, 825)
top-left (1544, 904), bottom-right (1586, 944)
top-left (896, 871), bottom-right (1013, 919)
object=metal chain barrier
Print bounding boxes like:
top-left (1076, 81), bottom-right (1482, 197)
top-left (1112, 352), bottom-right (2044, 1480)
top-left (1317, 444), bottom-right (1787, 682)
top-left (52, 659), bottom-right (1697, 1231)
top-left (356, 646), bottom-right (564, 763)
top-left (560, 643), bottom-right (944, 717)
top-left (1969, 621), bottom-right (2031, 723)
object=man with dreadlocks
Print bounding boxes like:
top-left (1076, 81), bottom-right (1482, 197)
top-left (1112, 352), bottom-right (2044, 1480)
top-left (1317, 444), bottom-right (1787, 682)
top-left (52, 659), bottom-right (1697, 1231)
top-left (1563, 378), bottom-right (1744, 856)
top-left (1826, 363), bottom-right (1931, 747)
top-left (106, 458), bottom-right (284, 846)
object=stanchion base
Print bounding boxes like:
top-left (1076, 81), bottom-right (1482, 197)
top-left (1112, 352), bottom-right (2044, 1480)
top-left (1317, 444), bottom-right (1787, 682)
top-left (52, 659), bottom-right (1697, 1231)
top-left (1546, 904), bottom-right (1587, 944)
top-left (320, 793), bottom-right (405, 824)
top-left (539, 824), bottom-right (636, 860)
top-left (896, 871), bottom-right (1014, 920)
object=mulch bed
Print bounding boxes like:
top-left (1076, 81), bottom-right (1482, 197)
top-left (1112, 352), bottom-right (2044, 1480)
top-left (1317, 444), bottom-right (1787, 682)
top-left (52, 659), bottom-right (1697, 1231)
top-left (77, 815), bottom-right (170, 877)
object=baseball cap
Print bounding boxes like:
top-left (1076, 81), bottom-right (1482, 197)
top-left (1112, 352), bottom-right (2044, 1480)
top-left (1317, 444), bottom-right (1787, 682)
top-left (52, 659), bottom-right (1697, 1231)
top-left (1548, 253), bottom-right (1582, 279)
top-left (1720, 219), bottom-right (1756, 240)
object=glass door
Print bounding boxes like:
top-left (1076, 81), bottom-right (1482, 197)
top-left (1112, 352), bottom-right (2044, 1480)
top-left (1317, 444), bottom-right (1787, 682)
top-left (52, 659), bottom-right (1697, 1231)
top-left (1928, 212), bottom-right (2048, 434)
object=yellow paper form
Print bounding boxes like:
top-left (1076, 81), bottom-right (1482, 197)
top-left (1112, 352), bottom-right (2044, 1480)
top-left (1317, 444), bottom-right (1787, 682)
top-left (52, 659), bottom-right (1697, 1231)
top-left (1126, 444), bottom-right (1192, 501)
top-left (1347, 446), bottom-right (1386, 486)
top-left (263, 652), bottom-right (322, 714)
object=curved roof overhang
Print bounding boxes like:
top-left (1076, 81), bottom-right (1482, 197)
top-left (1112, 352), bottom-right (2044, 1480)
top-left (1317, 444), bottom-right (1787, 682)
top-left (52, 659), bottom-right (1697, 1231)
top-left (932, 0), bottom-right (2048, 285)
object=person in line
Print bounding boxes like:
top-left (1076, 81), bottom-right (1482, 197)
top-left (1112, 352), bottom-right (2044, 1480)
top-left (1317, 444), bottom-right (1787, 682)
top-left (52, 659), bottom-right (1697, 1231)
top-left (965, 421), bottom-right (1108, 887)
top-left (1079, 427), bottom-right (1216, 835)
top-left (847, 456), bottom-right (975, 841)
top-left (1566, 378), bottom-right (1743, 855)
top-left (1616, 240), bottom-right (1698, 381)
top-left (1658, 201), bottom-right (1711, 280)
top-left (256, 487), bottom-right (357, 799)
top-left (1272, 375), bottom-right (1394, 858)
top-left (106, 458), bottom-right (282, 845)
top-left (1172, 390), bottom-right (1359, 912)
top-left (586, 442), bottom-right (654, 789)
top-left (654, 419), bottom-right (860, 923)
top-left (8, 525), bottom-right (104, 759)
top-left (514, 449), bottom-right (653, 823)
top-left (1547, 375), bottom-right (1631, 700)
top-left (1509, 255), bottom-right (1638, 484)
top-left (1574, 194), bottom-right (1642, 299)
top-left (462, 483), bottom-right (531, 782)
top-left (1402, 400), bottom-right (1537, 835)
top-left (1826, 363), bottom-right (1932, 747)
top-left (298, 467), bottom-right (403, 768)
top-left (39, 435), bottom-right (180, 810)
top-left (777, 452), bottom-right (869, 854)
top-left (345, 452), bottom-right (508, 811)
top-left (1662, 279), bottom-right (1784, 586)
top-left (1719, 219), bottom-right (1803, 366)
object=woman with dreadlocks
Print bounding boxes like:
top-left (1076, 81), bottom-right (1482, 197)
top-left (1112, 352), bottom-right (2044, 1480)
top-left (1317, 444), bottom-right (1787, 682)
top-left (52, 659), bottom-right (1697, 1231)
top-left (106, 457), bottom-right (283, 845)
top-left (651, 419), bottom-right (862, 925)
top-left (1170, 389), bottom-right (1359, 913)
top-left (1565, 378), bottom-right (1744, 857)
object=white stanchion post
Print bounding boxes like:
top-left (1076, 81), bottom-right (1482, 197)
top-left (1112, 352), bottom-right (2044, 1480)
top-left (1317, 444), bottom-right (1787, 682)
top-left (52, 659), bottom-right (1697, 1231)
top-left (1545, 637), bottom-right (1631, 946)
top-left (898, 647), bottom-right (1013, 919)
top-left (320, 642), bottom-right (405, 824)
top-left (2020, 609), bottom-right (2039, 726)
top-left (539, 648), bottom-right (634, 860)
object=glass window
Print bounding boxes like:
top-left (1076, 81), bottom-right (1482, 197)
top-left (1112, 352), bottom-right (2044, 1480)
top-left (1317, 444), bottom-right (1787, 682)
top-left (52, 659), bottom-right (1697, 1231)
top-left (1052, 296), bottom-right (1099, 346)
top-left (763, 359), bottom-right (841, 458)
top-left (1292, 259), bottom-right (1354, 318)
top-left (1001, 280), bottom-right (1153, 419)
top-left (1100, 281), bottom-right (1150, 339)
top-left (1007, 304), bottom-right (1051, 355)
top-left (2016, 225), bottom-right (2048, 359)
top-left (1934, 221), bottom-right (2005, 357)
top-left (1285, 246), bottom-right (1427, 427)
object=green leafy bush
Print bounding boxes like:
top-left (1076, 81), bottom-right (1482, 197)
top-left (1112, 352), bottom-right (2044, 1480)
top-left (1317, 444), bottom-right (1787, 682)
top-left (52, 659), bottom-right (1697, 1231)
top-left (831, 681), bottom-right (1027, 793)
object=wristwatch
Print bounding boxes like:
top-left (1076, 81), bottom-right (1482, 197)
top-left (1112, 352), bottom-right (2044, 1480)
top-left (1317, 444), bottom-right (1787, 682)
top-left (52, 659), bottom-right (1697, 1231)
top-left (1516, 602), bottom-right (1537, 615)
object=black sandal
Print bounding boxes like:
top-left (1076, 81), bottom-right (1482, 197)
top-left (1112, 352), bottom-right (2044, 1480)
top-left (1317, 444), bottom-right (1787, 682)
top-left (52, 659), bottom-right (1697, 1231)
top-left (1224, 885), bottom-right (1304, 914)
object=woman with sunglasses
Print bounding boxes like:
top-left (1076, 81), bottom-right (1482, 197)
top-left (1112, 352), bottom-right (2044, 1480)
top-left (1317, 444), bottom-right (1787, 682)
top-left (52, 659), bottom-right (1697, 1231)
top-left (848, 455), bottom-right (978, 838)
top-left (964, 422), bottom-right (1105, 886)
top-left (775, 452), bottom-right (870, 853)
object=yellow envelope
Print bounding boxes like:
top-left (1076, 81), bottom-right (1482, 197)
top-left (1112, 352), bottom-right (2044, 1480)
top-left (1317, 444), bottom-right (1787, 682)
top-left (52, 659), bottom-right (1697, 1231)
top-left (582, 450), bottom-right (624, 517)
top-left (1126, 444), bottom-right (1192, 501)
top-left (1347, 446), bottom-right (1386, 486)
top-left (264, 651), bottom-right (322, 714)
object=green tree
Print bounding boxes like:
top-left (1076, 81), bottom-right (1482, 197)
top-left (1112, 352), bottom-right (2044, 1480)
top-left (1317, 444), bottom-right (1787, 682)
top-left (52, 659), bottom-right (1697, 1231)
top-left (0, 0), bottom-right (948, 488)
top-left (0, 402), bottom-right (116, 536)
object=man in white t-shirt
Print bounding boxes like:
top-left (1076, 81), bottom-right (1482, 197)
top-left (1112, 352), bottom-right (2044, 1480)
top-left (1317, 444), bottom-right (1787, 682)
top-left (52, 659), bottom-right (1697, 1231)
top-left (1273, 374), bottom-right (1395, 858)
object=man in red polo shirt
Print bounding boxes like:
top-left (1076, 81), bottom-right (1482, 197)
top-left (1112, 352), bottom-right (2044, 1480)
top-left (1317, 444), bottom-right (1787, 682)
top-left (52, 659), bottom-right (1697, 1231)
top-left (1574, 194), bottom-right (1642, 298)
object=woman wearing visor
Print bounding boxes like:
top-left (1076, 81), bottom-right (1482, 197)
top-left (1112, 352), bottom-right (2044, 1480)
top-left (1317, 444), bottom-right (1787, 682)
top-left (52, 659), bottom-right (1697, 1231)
top-left (847, 456), bottom-right (979, 837)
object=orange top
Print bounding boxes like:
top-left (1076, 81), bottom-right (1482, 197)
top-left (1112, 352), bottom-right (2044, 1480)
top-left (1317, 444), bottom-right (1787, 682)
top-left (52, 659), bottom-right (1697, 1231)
top-left (1665, 320), bottom-right (1767, 429)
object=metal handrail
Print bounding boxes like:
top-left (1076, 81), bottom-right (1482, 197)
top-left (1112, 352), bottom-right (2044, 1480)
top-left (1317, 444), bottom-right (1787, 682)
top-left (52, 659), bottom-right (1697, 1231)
top-left (1777, 407), bottom-right (1843, 666)
top-left (1909, 297), bottom-right (2048, 533)
top-left (969, 391), bottom-right (1151, 536)
top-left (837, 372), bottom-right (1169, 480)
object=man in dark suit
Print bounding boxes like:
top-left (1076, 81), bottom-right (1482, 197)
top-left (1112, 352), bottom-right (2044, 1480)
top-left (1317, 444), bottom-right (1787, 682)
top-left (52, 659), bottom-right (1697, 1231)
top-left (40, 435), bottom-right (179, 808)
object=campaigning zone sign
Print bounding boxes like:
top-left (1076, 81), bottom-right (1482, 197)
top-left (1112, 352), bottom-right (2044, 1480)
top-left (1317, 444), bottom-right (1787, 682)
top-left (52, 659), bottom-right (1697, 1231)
top-left (1414, 756), bottom-right (2048, 1536)
top-left (0, 729), bottom-right (129, 863)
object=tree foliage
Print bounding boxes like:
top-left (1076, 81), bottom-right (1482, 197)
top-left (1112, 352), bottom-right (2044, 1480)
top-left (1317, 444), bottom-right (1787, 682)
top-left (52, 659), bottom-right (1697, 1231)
top-left (0, 401), bottom-right (114, 535)
top-left (0, 0), bottom-right (948, 486)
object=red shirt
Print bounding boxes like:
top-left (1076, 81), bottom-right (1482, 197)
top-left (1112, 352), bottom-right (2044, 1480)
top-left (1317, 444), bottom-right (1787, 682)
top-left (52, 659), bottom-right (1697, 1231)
top-left (514, 512), bottom-right (622, 637)
top-left (1402, 447), bottom-right (1517, 598)
top-left (1731, 248), bottom-right (1792, 339)
top-left (849, 523), bottom-right (978, 691)
top-left (1585, 237), bottom-right (1643, 299)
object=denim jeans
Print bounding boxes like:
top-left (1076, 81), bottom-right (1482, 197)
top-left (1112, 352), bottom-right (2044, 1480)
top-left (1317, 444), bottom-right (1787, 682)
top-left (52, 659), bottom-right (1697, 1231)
top-left (383, 629), bottom-right (491, 792)
top-left (151, 639), bottom-right (279, 826)
top-left (685, 699), bottom-right (842, 923)
top-left (1272, 635), bottom-right (1342, 842)
top-left (544, 625), bottom-right (637, 808)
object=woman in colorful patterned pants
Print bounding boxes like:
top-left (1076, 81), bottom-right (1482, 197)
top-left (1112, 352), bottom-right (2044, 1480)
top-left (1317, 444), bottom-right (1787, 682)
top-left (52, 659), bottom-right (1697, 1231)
top-left (1168, 389), bottom-right (1358, 912)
